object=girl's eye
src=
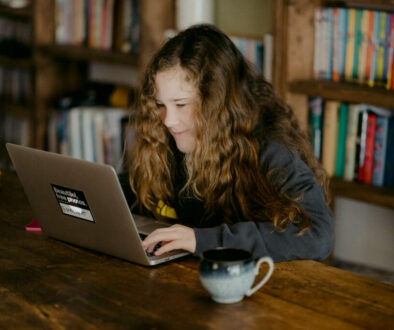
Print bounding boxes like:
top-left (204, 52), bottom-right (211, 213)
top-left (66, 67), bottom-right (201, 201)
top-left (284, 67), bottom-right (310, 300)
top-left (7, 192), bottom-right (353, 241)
top-left (176, 104), bottom-right (186, 108)
top-left (156, 103), bottom-right (165, 109)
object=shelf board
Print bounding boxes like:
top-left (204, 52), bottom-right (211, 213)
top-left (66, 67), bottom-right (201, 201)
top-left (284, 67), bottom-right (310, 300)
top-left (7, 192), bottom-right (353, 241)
top-left (0, 102), bottom-right (33, 117)
top-left (289, 80), bottom-right (394, 110)
top-left (330, 177), bottom-right (394, 210)
top-left (39, 45), bottom-right (139, 66)
top-left (0, 5), bottom-right (31, 18)
top-left (0, 55), bottom-right (34, 68)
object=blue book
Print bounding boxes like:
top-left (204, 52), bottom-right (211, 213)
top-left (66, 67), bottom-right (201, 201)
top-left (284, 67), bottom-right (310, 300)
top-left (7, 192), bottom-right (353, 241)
top-left (383, 12), bottom-right (392, 84)
top-left (335, 103), bottom-right (348, 177)
top-left (383, 119), bottom-right (394, 187)
top-left (372, 116), bottom-right (389, 186)
top-left (338, 8), bottom-right (348, 80)
top-left (352, 9), bottom-right (363, 80)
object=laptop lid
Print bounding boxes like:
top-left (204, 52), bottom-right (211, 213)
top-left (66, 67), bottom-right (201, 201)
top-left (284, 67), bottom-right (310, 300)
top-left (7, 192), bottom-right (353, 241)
top-left (6, 143), bottom-right (188, 266)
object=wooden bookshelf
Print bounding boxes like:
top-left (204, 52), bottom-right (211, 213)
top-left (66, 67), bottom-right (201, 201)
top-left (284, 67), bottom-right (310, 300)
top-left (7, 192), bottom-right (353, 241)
top-left (330, 178), bottom-right (394, 210)
top-left (0, 4), bottom-right (32, 18)
top-left (289, 80), bottom-right (394, 110)
top-left (0, 55), bottom-right (34, 68)
top-left (275, 0), bottom-right (394, 210)
top-left (38, 45), bottom-right (139, 66)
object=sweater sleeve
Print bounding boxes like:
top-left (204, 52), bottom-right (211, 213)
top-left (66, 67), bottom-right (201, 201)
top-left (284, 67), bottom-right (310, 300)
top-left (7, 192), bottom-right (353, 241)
top-left (193, 142), bottom-right (334, 262)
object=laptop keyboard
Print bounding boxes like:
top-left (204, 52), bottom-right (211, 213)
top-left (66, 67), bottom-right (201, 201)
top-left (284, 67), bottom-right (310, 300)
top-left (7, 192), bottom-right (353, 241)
top-left (139, 233), bottom-right (162, 257)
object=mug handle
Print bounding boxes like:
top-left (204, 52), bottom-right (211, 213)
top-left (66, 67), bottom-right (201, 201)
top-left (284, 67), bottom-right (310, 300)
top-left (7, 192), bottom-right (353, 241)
top-left (245, 256), bottom-right (274, 297)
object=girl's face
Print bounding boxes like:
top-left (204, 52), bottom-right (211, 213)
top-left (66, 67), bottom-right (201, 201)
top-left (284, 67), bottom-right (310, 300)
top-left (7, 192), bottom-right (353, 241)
top-left (155, 67), bottom-right (199, 153)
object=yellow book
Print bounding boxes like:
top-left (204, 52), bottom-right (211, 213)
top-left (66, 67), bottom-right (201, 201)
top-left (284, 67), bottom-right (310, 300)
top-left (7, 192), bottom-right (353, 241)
top-left (345, 9), bottom-right (356, 81)
top-left (322, 101), bottom-right (340, 177)
top-left (376, 12), bottom-right (387, 82)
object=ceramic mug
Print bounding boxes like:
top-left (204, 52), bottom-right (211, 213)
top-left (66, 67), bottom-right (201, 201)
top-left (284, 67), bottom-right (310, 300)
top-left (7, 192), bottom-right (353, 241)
top-left (199, 248), bottom-right (274, 304)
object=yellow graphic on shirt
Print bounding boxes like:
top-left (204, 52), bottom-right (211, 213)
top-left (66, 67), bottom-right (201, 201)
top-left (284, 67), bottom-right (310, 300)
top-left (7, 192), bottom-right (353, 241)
top-left (157, 200), bottom-right (178, 219)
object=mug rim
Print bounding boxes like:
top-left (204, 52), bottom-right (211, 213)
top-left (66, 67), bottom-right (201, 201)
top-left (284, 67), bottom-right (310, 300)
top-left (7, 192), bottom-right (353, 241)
top-left (201, 247), bottom-right (254, 264)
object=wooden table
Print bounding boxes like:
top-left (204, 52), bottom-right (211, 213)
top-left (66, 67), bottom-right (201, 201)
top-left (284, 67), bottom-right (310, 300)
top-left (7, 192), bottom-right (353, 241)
top-left (1, 170), bottom-right (393, 329)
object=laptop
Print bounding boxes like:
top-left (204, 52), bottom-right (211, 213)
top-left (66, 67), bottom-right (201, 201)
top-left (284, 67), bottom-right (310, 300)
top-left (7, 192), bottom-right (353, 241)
top-left (6, 143), bottom-right (189, 266)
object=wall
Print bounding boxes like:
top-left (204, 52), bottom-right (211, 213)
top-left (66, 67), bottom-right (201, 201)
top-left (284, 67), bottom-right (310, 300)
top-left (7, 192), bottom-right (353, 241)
top-left (334, 198), bottom-right (394, 272)
top-left (215, 0), bottom-right (272, 37)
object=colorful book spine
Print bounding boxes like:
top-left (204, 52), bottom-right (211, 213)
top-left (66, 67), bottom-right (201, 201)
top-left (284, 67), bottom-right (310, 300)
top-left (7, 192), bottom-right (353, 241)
top-left (308, 97), bottom-right (324, 160)
top-left (313, 7), bottom-right (323, 79)
top-left (352, 9), bottom-right (363, 82)
top-left (358, 10), bottom-right (370, 84)
top-left (364, 10), bottom-right (375, 84)
top-left (335, 103), bottom-right (348, 177)
top-left (362, 113), bottom-right (377, 184)
top-left (383, 13), bottom-right (392, 84)
top-left (344, 104), bottom-right (360, 181)
top-left (372, 116), bottom-right (389, 186)
top-left (386, 13), bottom-right (394, 90)
top-left (332, 8), bottom-right (340, 82)
top-left (345, 9), bottom-right (356, 81)
top-left (338, 8), bottom-right (348, 81)
top-left (383, 119), bottom-right (394, 187)
top-left (376, 12), bottom-right (387, 84)
top-left (322, 101), bottom-right (340, 176)
top-left (368, 11), bottom-right (380, 87)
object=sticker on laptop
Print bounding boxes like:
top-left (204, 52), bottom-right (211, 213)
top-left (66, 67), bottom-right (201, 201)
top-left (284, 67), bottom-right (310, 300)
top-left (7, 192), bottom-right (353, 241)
top-left (51, 184), bottom-right (95, 222)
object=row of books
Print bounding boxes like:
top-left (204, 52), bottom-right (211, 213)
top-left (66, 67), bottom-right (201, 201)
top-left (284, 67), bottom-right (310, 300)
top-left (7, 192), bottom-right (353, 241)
top-left (48, 107), bottom-right (132, 171)
top-left (0, 66), bottom-right (32, 105)
top-left (314, 7), bottom-right (394, 90)
top-left (55, 0), bottom-right (140, 52)
top-left (56, 0), bottom-right (115, 50)
top-left (308, 98), bottom-right (394, 187)
top-left (0, 114), bottom-right (30, 147)
top-left (0, 16), bottom-right (30, 44)
top-left (230, 34), bottom-right (273, 82)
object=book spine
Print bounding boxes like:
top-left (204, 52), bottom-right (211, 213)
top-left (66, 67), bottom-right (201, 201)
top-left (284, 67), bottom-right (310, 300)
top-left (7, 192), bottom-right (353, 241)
top-left (344, 104), bottom-right (360, 181)
top-left (332, 8), bottom-right (340, 82)
top-left (338, 8), bottom-right (348, 81)
top-left (357, 110), bottom-right (369, 182)
top-left (386, 13), bottom-right (394, 90)
top-left (352, 9), bottom-right (363, 81)
top-left (308, 97), bottom-right (324, 160)
top-left (364, 10), bottom-right (374, 84)
top-left (358, 10), bottom-right (370, 84)
top-left (383, 119), bottom-right (394, 187)
top-left (376, 12), bottom-right (387, 84)
top-left (368, 11), bottom-right (380, 87)
top-left (345, 9), bottom-right (356, 81)
top-left (383, 13), bottom-right (392, 84)
top-left (335, 103), bottom-right (348, 177)
top-left (372, 116), bottom-right (389, 186)
top-left (322, 101), bottom-right (340, 176)
top-left (363, 113), bottom-right (377, 184)
top-left (313, 7), bottom-right (323, 79)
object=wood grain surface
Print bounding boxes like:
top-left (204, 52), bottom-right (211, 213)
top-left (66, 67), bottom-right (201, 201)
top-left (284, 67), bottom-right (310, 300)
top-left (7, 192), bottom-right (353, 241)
top-left (0, 171), bottom-right (393, 330)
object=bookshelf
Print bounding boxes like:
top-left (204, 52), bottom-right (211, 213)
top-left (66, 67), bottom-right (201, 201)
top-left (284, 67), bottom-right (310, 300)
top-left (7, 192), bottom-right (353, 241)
top-left (0, 0), bottom-right (174, 157)
top-left (274, 0), bottom-right (394, 209)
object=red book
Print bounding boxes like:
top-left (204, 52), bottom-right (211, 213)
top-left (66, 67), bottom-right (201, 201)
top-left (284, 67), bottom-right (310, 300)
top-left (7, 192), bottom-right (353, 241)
top-left (363, 113), bottom-right (377, 184)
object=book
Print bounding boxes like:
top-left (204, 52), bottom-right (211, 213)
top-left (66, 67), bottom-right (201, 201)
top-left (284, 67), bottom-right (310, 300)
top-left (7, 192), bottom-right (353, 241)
top-left (332, 8), bottom-right (340, 82)
top-left (383, 119), bottom-right (394, 187)
top-left (357, 10), bottom-right (370, 84)
top-left (322, 101), bottom-right (340, 176)
top-left (386, 13), bottom-right (394, 90)
top-left (345, 8), bottom-right (356, 81)
top-left (356, 110), bottom-right (369, 182)
top-left (352, 9), bottom-right (363, 82)
top-left (372, 116), bottom-right (389, 186)
top-left (322, 7), bottom-right (334, 80)
top-left (335, 103), bottom-right (348, 177)
top-left (383, 13), bottom-right (392, 85)
top-left (361, 112), bottom-right (377, 184)
top-left (376, 11), bottom-right (387, 85)
top-left (364, 10), bottom-right (375, 84)
top-left (308, 97), bottom-right (324, 160)
top-left (368, 11), bottom-right (380, 87)
top-left (313, 7), bottom-right (323, 79)
top-left (344, 104), bottom-right (360, 181)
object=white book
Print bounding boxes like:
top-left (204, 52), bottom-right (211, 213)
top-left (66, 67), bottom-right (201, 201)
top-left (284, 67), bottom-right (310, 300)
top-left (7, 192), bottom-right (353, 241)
top-left (263, 33), bottom-right (273, 83)
top-left (93, 110), bottom-right (106, 163)
top-left (344, 104), bottom-right (361, 181)
top-left (68, 108), bottom-right (83, 159)
top-left (81, 109), bottom-right (95, 162)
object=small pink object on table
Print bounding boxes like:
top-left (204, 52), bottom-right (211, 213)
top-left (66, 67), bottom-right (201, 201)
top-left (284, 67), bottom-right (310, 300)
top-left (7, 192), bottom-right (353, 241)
top-left (25, 218), bottom-right (42, 232)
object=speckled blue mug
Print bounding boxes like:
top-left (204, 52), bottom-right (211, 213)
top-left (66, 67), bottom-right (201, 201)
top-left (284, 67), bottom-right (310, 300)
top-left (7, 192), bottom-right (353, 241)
top-left (199, 248), bottom-right (274, 304)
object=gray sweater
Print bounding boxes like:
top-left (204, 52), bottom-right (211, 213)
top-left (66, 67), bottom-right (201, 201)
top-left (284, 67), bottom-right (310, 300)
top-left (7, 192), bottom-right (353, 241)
top-left (119, 141), bottom-right (333, 262)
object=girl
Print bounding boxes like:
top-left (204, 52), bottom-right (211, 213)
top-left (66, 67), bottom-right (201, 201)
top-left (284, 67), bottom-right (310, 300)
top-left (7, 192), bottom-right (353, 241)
top-left (120, 24), bottom-right (333, 262)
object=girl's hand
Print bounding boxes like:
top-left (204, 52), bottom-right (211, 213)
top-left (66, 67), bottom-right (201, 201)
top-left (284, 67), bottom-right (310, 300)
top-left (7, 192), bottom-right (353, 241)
top-left (141, 224), bottom-right (196, 256)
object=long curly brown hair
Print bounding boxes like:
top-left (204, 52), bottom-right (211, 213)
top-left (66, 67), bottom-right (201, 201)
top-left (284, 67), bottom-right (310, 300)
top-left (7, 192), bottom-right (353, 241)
top-left (128, 24), bottom-right (329, 234)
